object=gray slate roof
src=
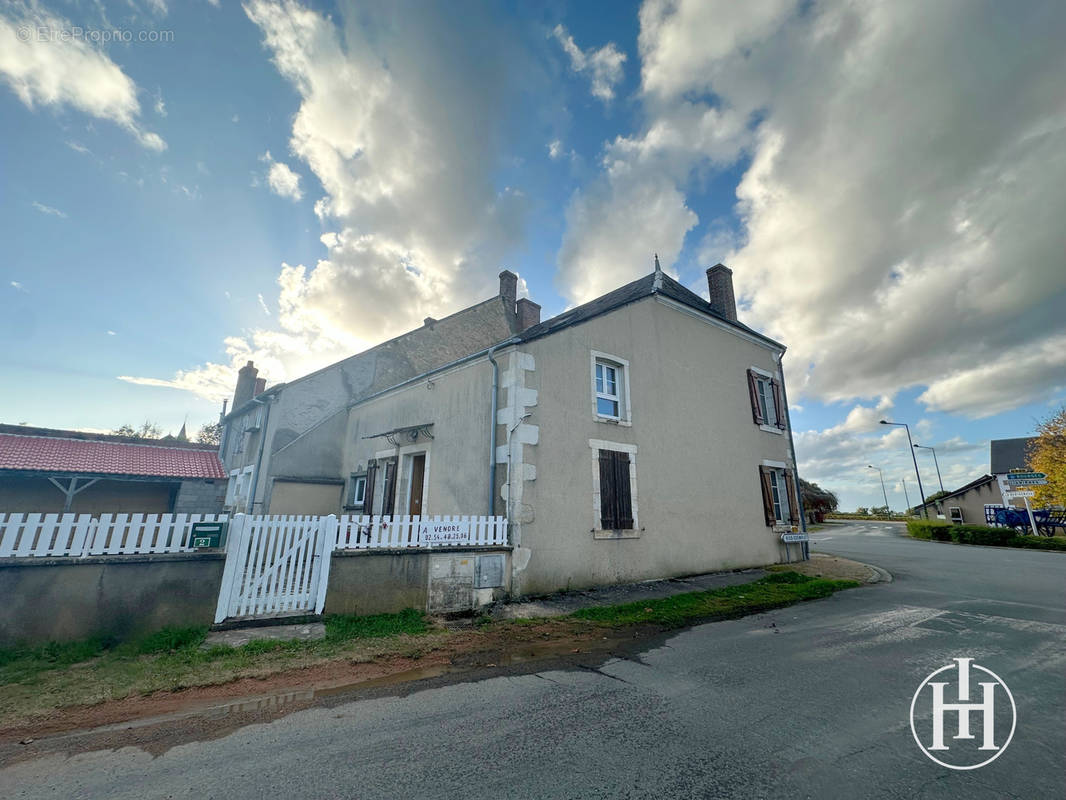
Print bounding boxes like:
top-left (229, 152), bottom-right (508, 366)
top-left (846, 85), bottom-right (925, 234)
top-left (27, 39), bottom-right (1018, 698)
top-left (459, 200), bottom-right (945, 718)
top-left (517, 270), bottom-right (784, 350)
top-left (990, 437), bottom-right (1036, 474)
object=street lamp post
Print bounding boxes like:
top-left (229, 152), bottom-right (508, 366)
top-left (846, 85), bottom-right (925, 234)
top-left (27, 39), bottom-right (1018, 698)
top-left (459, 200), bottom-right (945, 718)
top-left (867, 465), bottom-right (890, 511)
top-left (900, 476), bottom-right (912, 513)
top-left (913, 444), bottom-right (945, 493)
top-left (880, 419), bottom-right (929, 518)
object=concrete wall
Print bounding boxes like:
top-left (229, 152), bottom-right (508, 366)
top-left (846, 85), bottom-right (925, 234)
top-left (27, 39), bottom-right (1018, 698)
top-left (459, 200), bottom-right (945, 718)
top-left (944, 480), bottom-right (1005, 525)
top-left (512, 295), bottom-right (795, 596)
top-left (0, 553), bottom-right (224, 646)
top-left (268, 479), bottom-right (344, 515)
top-left (325, 548), bottom-right (511, 617)
top-left (173, 479), bottom-right (226, 514)
top-left (0, 476), bottom-right (177, 514)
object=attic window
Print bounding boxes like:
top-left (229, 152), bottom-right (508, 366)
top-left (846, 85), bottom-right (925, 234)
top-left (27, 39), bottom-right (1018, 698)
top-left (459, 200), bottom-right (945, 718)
top-left (591, 351), bottom-right (631, 425)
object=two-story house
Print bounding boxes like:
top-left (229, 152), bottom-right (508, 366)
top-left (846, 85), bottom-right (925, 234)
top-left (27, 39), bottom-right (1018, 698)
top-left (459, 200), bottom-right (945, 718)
top-left (221, 263), bottom-right (801, 596)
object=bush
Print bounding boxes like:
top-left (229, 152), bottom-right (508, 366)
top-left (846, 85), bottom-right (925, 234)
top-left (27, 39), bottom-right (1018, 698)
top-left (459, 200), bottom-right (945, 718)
top-left (906, 520), bottom-right (1066, 551)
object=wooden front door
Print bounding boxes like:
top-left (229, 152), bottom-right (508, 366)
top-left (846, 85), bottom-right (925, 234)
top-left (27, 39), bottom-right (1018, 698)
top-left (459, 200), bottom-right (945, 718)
top-left (408, 454), bottom-right (426, 516)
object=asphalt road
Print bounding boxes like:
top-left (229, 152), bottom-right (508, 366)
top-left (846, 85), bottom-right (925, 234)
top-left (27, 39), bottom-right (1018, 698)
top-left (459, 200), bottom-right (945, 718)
top-left (2, 521), bottom-right (1064, 799)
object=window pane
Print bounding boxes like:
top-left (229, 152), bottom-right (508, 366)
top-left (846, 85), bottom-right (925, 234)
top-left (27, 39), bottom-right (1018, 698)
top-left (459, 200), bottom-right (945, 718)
top-left (597, 397), bottom-right (619, 417)
top-left (595, 363), bottom-right (604, 393)
top-left (770, 471), bottom-right (783, 521)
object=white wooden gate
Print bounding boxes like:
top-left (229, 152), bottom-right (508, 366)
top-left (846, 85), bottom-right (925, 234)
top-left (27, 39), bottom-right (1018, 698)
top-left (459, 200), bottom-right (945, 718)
top-left (214, 515), bottom-right (336, 623)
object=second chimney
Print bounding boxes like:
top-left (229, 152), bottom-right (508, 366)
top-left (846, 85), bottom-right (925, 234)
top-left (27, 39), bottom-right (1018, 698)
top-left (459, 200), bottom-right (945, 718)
top-left (233, 360), bottom-right (258, 410)
top-left (499, 270), bottom-right (518, 310)
top-left (516, 298), bottom-right (541, 331)
top-left (706, 264), bottom-right (737, 322)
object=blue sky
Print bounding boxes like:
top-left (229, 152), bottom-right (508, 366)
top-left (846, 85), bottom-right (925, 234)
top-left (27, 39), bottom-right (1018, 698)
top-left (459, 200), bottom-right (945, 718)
top-left (2, 0), bottom-right (1064, 512)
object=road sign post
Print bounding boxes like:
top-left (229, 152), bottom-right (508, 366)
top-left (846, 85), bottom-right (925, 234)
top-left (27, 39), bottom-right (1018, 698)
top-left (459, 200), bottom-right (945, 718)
top-left (1005, 472), bottom-right (1046, 537)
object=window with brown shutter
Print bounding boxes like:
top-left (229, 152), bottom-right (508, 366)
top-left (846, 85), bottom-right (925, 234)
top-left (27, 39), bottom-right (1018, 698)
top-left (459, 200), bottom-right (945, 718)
top-left (747, 369), bottom-right (765, 425)
top-left (598, 449), bottom-right (633, 530)
top-left (758, 466), bottom-right (776, 526)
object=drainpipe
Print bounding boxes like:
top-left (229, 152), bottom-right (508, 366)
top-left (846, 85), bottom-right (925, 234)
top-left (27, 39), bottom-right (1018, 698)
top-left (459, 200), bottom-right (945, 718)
top-left (487, 344), bottom-right (501, 516)
top-left (778, 351), bottom-right (808, 560)
top-left (246, 395), bottom-right (273, 514)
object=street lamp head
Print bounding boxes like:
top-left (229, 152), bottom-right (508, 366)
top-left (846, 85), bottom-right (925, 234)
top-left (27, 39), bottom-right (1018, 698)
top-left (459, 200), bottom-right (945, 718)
top-left (879, 419), bottom-right (889, 425)
top-left (867, 465), bottom-right (876, 469)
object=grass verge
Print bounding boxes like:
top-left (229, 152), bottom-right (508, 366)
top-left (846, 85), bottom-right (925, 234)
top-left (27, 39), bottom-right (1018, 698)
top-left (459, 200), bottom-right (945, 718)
top-left (907, 519), bottom-right (1066, 551)
top-left (0, 573), bottom-right (858, 727)
top-left (572, 572), bottom-right (859, 628)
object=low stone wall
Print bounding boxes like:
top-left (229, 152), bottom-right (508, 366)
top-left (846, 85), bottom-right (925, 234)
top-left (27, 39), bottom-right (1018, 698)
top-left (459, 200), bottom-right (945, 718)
top-left (0, 553), bottom-right (224, 646)
top-left (325, 547), bottom-right (512, 616)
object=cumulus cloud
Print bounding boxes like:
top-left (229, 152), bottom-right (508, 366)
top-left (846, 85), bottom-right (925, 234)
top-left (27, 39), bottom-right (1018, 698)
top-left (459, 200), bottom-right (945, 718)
top-left (558, 0), bottom-right (1066, 419)
top-left (552, 24), bottom-right (626, 102)
top-left (124, 0), bottom-right (527, 399)
top-left (0, 2), bottom-right (166, 150)
top-left (260, 150), bottom-right (304, 201)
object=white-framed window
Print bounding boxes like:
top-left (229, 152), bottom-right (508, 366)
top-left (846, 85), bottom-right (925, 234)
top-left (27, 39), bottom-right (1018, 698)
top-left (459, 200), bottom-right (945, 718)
top-left (759, 461), bottom-right (795, 527)
top-left (747, 367), bottom-right (785, 433)
top-left (348, 474), bottom-right (367, 507)
top-left (590, 351), bottom-right (631, 425)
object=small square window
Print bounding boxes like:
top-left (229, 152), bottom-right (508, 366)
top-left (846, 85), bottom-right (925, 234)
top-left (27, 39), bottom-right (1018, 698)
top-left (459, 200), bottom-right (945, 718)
top-left (349, 474), bottom-right (367, 507)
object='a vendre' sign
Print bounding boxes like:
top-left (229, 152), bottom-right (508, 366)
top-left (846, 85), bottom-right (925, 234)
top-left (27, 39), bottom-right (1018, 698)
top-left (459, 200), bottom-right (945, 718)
top-left (419, 521), bottom-right (470, 544)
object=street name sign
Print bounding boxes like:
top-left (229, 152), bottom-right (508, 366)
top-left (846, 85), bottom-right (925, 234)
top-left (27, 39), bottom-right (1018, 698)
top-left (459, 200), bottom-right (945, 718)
top-left (781, 532), bottom-right (809, 543)
top-left (1003, 490), bottom-right (1036, 500)
top-left (1005, 472), bottom-right (1046, 481)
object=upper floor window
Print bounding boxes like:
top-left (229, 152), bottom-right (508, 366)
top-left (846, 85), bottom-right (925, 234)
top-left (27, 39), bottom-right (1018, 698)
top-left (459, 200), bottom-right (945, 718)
top-left (591, 351), bottom-right (631, 425)
top-left (348, 474), bottom-right (367, 507)
top-left (747, 368), bottom-right (786, 432)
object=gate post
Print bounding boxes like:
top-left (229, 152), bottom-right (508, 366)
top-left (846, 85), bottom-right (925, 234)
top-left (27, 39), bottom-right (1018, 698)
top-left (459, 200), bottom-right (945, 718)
top-left (214, 513), bottom-right (249, 624)
top-left (312, 515), bottom-right (337, 615)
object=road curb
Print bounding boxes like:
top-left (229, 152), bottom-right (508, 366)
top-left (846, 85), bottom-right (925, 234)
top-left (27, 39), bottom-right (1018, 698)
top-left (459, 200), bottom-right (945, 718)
top-left (864, 563), bottom-right (893, 584)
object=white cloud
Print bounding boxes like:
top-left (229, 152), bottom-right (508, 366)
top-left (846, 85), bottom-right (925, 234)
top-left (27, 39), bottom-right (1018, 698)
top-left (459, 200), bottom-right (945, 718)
top-left (552, 24), bottom-right (626, 103)
top-left (257, 293), bottom-right (271, 315)
top-left (65, 140), bottom-right (90, 154)
top-left (558, 0), bottom-right (1066, 418)
top-left (10, 281), bottom-right (27, 292)
top-left (547, 139), bottom-right (563, 159)
top-left (32, 200), bottom-right (67, 218)
top-left (154, 92), bottom-right (167, 117)
top-left (125, 0), bottom-right (528, 399)
top-left (0, 3), bottom-right (166, 150)
top-left (106, 330), bottom-right (116, 336)
top-left (260, 151), bottom-right (304, 201)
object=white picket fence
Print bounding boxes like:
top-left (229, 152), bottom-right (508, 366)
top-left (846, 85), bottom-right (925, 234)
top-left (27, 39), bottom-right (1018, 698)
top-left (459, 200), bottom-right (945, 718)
top-left (0, 512), bottom-right (228, 558)
top-left (334, 514), bottom-right (508, 550)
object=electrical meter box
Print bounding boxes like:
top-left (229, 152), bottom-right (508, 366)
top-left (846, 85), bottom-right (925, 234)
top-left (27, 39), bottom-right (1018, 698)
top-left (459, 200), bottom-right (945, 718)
top-left (190, 521), bottom-right (226, 549)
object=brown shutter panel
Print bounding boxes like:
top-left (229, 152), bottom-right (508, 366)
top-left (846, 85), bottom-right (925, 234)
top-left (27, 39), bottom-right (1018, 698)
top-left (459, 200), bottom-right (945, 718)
top-left (598, 450), bottom-right (617, 529)
top-left (759, 466), bottom-right (776, 527)
top-left (747, 369), bottom-right (765, 425)
top-left (383, 458), bottom-right (398, 515)
top-left (770, 379), bottom-right (786, 429)
top-left (784, 469), bottom-right (801, 525)
top-left (615, 451), bottom-right (634, 529)
top-left (363, 462), bottom-right (377, 516)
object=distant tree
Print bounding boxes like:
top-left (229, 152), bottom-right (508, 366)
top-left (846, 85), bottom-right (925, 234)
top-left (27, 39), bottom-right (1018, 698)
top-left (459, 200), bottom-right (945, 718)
top-left (196, 422), bottom-right (222, 446)
top-left (871, 505), bottom-right (890, 516)
top-left (798, 478), bottom-right (838, 514)
top-left (855, 506), bottom-right (870, 516)
top-left (1029, 407), bottom-right (1066, 506)
top-left (112, 420), bottom-right (162, 439)
top-left (923, 489), bottom-right (951, 506)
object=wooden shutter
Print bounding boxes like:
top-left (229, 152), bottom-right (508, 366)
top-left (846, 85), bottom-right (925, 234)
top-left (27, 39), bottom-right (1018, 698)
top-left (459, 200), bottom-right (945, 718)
top-left (770, 379), bottom-right (786, 429)
top-left (747, 370), bottom-right (765, 425)
top-left (382, 458), bottom-right (398, 515)
top-left (363, 462), bottom-right (377, 516)
top-left (599, 450), bottom-right (618, 529)
top-left (759, 466), bottom-right (776, 527)
top-left (784, 469), bottom-right (801, 525)
top-left (598, 450), bottom-right (634, 530)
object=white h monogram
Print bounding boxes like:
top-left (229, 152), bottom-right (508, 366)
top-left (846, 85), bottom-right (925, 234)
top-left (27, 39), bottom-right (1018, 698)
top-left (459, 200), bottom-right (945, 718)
top-left (928, 658), bottom-right (998, 751)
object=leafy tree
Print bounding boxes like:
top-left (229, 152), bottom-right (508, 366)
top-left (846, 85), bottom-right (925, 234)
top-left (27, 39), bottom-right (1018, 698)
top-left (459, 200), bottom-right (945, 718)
top-left (112, 420), bottom-right (162, 439)
top-left (855, 506), bottom-right (870, 516)
top-left (871, 505), bottom-right (891, 516)
top-left (1029, 407), bottom-right (1066, 506)
top-left (925, 488), bottom-right (950, 507)
top-left (196, 422), bottom-right (222, 446)
top-left (798, 478), bottom-right (838, 513)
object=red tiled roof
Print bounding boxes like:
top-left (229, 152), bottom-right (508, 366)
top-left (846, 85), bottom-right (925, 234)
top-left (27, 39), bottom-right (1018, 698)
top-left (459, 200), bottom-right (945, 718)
top-left (0, 433), bottom-right (226, 479)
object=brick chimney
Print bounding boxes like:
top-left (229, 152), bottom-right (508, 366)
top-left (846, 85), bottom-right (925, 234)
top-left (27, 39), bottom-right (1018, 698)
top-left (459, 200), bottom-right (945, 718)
top-left (516, 298), bottom-right (541, 331)
top-left (233, 360), bottom-right (258, 410)
top-left (254, 377), bottom-right (266, 397)
top-left (706, 264), bottom-right (737, 322)
top-left (499, 270), bottom-right (518, 310)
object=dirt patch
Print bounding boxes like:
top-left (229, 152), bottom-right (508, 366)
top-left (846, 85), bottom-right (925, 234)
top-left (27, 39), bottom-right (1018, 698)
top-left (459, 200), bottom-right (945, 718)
top-left (768, 553), bottom-right (876, 583)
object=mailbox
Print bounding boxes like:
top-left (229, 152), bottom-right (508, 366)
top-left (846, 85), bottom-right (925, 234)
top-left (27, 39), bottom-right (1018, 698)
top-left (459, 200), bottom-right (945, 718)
top-left (190, 521), bottom-right (226, 548)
